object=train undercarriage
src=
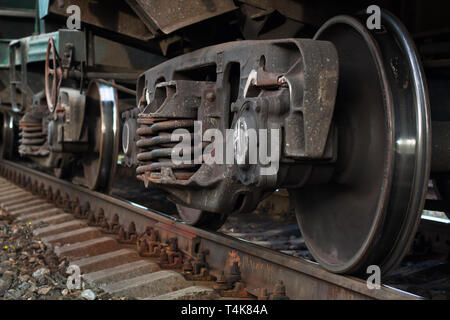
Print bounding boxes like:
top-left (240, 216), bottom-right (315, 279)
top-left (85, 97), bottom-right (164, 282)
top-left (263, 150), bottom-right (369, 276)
top-left (1, 0), bottom-right (450, 277)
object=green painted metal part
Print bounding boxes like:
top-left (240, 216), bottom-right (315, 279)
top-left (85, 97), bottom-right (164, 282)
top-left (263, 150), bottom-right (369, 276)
top-left (0, 0), bottom-right (45, 68)
top-left (0, 40), bottom-right (9, 68)
top-left (26, 31), bottom-right (59, 63)
top-left (5, 31), bottom-right (59, 68)
top-left (38, 0), bottom-right (50, 19)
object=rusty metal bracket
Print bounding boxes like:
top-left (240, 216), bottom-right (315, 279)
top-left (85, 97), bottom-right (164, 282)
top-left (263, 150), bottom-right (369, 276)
top-left (137, 226), bottom-right (162, 257)
top-left (118, 222), bottom-right (138, 244)
top-left (101, 214), bottom-right (120, 234)
top-left (183, 249), bottom-right (216, 281)
top-left (159, 237), bottom-right (184, 269)
top-left (214, 262), bottom-right (252, 298)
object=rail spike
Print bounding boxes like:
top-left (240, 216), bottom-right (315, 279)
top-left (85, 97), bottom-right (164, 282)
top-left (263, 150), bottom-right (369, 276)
top-left (62, 192), bottom-right (71, 212)
top-left (118, 222), bottom-right (137, 244)
top-left (70, 196), bottom-right (80, 214)
top-left (46, 186), bottom-right (53, 202)
top-left (159, 237), bottom-right (183, 269)
top-left (183, 249), bottom-right (216, 281)
top-left (214, 261), bottom-right (252, 298)
top-left (81, 202), bottom-right (91, 219)
top-left (87, 207), bottom-right (104, 226)
top-left (137, 226), bottom-right (161, 257)
top-left (38, 183), bottom-right (46, 198)
top-left (101, 213), bottom-right (120, 234)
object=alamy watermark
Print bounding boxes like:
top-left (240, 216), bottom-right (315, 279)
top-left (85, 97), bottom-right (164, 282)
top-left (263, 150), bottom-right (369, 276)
top-left (66, 5), bottom-right (81, 30)
top-left (170, 121), bottom-right (280, 176)
top-left (366, 5), bottom-right (381, 30)
top-left (366, 265), bottom-right (381, 290)
top-left (66, 264), bottom-right (82, 290)
top-left (65, 4), bottom-right (382, 31)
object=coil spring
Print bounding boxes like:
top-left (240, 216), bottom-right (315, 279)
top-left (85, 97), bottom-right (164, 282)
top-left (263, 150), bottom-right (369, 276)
top-left (18, 122), bottom-right (45, 146)
top-left (136, 117), bottom-right (201, 181)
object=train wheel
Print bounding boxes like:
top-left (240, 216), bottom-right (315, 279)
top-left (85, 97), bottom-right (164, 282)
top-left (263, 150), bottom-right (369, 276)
top-left (0, 112), bottom-right (14, 160)
top-left (81, 81), bottom-right (119, 192)
top-left (291, 11), bottom-right (431, 275)
top-left (176, 204), bottom-right (228, 231)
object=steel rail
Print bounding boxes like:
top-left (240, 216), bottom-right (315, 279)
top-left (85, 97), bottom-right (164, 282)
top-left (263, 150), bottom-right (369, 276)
top-left (0, 160), bottom-right (420, 300)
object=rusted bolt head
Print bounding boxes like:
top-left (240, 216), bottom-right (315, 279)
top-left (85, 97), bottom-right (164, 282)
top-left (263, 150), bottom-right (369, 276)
top-left (206, 92), bottom-right (216, 102)
top-left (277, 76), bottom-right (287, 86)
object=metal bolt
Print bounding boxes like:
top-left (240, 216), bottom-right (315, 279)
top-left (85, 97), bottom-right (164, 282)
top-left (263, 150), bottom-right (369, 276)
top-left (206, 92), bottom-right (216, 102)
top-left (277, 76), bottom-right (288, 86)
top-left (74, 205), bottom-right (82, 218)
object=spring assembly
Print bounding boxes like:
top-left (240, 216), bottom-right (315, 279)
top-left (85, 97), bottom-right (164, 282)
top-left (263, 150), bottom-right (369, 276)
top-left (18, 96), bottom-right (49, 155)
top-left (136, 116), bottom-right (201, 181)
top-left (18, 122), bottom-right (45, 148)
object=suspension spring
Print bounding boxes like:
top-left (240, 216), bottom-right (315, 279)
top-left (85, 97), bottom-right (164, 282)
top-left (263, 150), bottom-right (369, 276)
top-left (18, 122), bottom-right (46, 147)
top-left (136, 117), bottom-right (202, 181)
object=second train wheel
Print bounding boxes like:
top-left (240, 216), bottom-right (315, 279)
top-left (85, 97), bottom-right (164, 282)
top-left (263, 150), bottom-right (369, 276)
top-left (0, 111), bottom-right (15, 160)
top-left (291, 11), bottom-right (431, 275)
top-left (176, 204), bottom-right (228, 231)
top-left (81, 81), bottom-right (120, 192)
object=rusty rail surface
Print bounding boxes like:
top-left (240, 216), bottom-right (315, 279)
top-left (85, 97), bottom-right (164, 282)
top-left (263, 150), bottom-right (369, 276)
top-left (0, 160), bottom-right (420, 300)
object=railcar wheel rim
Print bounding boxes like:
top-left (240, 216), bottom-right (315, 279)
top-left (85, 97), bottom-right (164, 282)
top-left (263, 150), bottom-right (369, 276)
top-left (292, 11), bottom-right (430, 275)
top-left (81, 81), bottom-right (120, 192)
top-left (176, 204), bottom-right (228, 231)
top-left (0, 112), bottom-right (14, 160)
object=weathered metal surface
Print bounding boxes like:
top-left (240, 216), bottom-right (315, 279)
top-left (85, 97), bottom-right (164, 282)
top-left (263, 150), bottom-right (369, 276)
top-left (45, 37), bottom-right (63, 112)
top-left (134, 39), bottom-right (338, 217)
top-left (415, 216), bottom-right (450, 260)
top-left (125, 0), bottom-right (237, 35)
top-left (9, 30), bottom-right (85, 66)
top-left (47, 0), bottom-right (154, 42)
top-left (0, 40), bottom-right (10, 68)
top-left (0, 160), bottom-right (419, 300)
top-left (88, 35), bottom-right (165, 71)
top-left (238, 0), bottom-right (363, 26)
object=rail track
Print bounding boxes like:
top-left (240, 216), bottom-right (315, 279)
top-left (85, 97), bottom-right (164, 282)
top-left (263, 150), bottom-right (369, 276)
top-left (0, 160), bottom-right (420, 300)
